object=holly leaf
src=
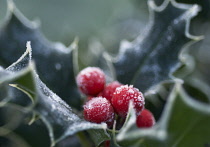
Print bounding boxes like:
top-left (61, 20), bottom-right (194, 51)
top-left (107, 0), bottom-right (203, 92)
top-left (0, 1), bottom-right (81, 108)
top-left (117, 81), bottom-right (210, 147)
top-left (88, 129), bottom-right (110, 147)
top-left (0, 48), bottom-right (46, 147)
top-left (0, 42), bottom-right (110, 146)
top-left (173, 0), bottom-right (210, 103)
top-left (0, 44), bottom-right (35, 108)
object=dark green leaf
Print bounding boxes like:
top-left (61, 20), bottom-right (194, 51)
top-left (0, 45), bottom-right (35, 108)
top-left (174, 0), bottom-right (210, 104)
top-left (0, 1), bottom-right (81, 108)
top-left (88, 129), bottom-right (110, 146)
top-left (0, 51), bottom-right (47, 147)
top-left (108, 0), bottom-right (202, 92)
top-left (0, 43), bottom-right (110, 146)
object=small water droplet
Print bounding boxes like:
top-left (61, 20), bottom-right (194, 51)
top-left (167, 36), bottom-right (172, 41)
top-left (55, 63), bottom-right (62, 70)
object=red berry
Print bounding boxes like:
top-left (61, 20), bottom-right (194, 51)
top-left (76, 67), bottom-right (105, 95)
top-left (83, 97), bottom-right (115, 127)
top-left (101, 81), bottom-right (122, 102)
top-left (104, 140), bottom-right (110, 147)
top-left (111, 85), bottom-right (145, 118)
top-left (136, 109), bottom-right (155, 128)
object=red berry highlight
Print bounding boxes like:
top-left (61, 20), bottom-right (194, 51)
top-left (136, 109), bottom-right (155, 128)
top-left (111, 85), bottom-right (145, 118)
top-left (83, 97), bottom-right (114, 127)
top-left (76, 67), bottom-right (105, 95)
top-left (101, 81), bottom-right (122, 102)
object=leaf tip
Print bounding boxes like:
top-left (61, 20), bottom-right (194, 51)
top-left (26, 41), bottom-right (33, 61)
top-left (7, 0), bottom-right (15, 13)
top-left (70, 37), bottom-right (79, 50)
top-left (5, 0), bottom-right (39, 30)
top-left (101, 122), bottom-right (108, 130)
top-left (26, 41), bottom-right (32, 51)
top-left (174, 78), bottom-right (184, 85)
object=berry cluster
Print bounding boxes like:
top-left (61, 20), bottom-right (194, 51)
top-left (76, 67), bottom-right (155, 129)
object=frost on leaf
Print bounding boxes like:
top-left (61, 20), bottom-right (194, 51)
top-left (35, 78), bottom-right (108, 146)
top-left (0, 44), bottom-right (34, 108)
top-left (0, 42), bottom-right (109, 146)
top-left (108, 0), bottom-right (202, 92)
top-left (0, 1), bottom-right (81, 108)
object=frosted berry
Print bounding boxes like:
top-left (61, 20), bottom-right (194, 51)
top-left (83, 97), bottom-right (114, 127)
top-left (136, 109), bottom-right (155, 128)
top-left (101, 81), bottom-right (123, 102)
top-left (111, 85), bottom-right (145, 118)
top-left (76, 67), bottom-right (105, 95)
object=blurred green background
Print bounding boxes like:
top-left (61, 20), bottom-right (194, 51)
top-left (0, 0), bottom-right (209, 81)
top-left (0, 0), bottom-right (148, 51)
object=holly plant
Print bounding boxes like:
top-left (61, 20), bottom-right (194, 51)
top-left (0, 0), bottom-right (210, 147)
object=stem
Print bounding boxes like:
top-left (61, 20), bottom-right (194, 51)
top-left (112, 120), bottom-right (120, 147)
